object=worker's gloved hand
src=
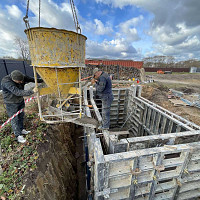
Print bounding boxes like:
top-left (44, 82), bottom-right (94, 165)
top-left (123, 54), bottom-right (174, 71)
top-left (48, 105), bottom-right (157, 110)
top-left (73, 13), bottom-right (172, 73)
top-left (91, 78), bottom-right (97, 85)
top-left (33, 87), bottom-right (38, 93)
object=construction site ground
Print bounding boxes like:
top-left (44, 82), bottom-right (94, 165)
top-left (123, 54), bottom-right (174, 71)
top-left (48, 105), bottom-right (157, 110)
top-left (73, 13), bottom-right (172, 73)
top-left (0, 72), bottom-right (200, 199)
top-left (142, 72), bottom-right (200, 126)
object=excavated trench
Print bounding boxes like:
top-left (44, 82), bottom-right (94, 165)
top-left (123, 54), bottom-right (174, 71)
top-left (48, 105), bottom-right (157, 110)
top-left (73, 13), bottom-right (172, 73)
top-left (22, 123), bottom-right (86, 200)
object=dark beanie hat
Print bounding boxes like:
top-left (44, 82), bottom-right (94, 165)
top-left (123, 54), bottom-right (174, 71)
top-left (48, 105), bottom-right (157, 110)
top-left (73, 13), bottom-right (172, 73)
top-left (11, 70), bottom-right (24, 81)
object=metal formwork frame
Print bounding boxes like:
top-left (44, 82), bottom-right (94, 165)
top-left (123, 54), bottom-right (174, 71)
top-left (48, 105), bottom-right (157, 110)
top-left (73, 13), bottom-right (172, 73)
top-left (33, 65), bottom-right (83, 124)
top-left (83, 85), bottom-right (200, 200)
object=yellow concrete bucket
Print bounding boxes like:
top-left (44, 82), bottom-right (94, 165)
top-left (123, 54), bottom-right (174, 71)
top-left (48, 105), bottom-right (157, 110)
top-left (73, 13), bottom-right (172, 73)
top-left (25, 27), bottom-right (87, 97)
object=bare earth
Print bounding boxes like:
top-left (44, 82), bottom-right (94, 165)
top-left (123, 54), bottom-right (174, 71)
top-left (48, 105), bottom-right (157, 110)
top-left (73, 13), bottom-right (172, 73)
top-left (142, 73), bottom-right (200, 126)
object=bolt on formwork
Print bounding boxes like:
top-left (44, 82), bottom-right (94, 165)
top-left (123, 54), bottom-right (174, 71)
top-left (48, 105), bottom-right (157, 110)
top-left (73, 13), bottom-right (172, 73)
top-left (82, 85), bottom-right (200, 200)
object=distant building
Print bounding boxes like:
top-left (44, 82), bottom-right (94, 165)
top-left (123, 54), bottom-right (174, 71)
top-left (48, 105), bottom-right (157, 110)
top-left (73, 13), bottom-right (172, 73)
top-left (190, 67), bottom-right (200, 73)
top-left (85, 59), bottom-right (143, 69)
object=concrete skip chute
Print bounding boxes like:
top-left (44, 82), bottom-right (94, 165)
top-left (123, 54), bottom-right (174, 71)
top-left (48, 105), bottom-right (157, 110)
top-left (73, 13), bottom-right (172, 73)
top-left (23, 0), bottom-right (97, 128)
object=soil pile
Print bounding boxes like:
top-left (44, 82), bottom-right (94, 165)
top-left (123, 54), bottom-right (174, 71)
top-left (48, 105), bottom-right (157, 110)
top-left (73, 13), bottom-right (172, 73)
top-left (142, 83), bottom-right (200, 126)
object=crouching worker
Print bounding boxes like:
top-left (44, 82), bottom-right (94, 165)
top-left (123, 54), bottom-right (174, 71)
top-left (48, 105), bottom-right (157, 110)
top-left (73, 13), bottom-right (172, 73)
top-left (1, 70), bottom-right (42, 143)
top-left (91, 68), bottom-right (113, 130)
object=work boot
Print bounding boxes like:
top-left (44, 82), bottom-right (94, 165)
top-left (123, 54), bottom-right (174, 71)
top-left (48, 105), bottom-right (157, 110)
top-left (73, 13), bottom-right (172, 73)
top-left (17, 135), bottom-right (26, 143)
top-left (21, 129), bottom-right (31, 135)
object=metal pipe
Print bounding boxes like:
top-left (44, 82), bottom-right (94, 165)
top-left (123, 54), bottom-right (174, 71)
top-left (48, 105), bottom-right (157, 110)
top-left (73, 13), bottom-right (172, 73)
top-left (33, 66), bottom-right (43, 120)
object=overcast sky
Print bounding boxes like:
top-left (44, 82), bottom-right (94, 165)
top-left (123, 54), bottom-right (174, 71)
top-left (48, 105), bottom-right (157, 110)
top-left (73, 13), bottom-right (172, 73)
top-left (0, 0), bottom-right (200, 61)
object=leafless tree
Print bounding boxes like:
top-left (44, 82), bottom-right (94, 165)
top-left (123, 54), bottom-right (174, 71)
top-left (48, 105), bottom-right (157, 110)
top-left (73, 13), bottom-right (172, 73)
top-left (14, 37), bottom-right (30, 60)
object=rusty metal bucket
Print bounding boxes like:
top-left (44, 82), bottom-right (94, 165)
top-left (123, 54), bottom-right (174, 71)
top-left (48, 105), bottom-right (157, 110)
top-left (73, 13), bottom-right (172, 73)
top-left (25, 27), bottom-right (87, 97)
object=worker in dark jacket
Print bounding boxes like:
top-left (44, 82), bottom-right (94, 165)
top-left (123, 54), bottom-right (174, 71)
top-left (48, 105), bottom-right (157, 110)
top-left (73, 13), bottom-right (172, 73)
top-left (91, 68), bottom-right (113, 130)
top-left (1, 70), bottom-right (41, 143)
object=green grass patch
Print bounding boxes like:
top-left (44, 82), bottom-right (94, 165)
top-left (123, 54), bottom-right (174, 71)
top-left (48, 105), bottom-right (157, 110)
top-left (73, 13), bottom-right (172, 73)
top-left (0, 112), bottom-right (48, 199)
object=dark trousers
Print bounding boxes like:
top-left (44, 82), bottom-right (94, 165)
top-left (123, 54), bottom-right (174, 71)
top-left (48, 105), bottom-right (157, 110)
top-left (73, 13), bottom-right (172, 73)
top-left (101, 94), bottom-right (113, 129)
top-left (5, 101), bottom-right (25, 137)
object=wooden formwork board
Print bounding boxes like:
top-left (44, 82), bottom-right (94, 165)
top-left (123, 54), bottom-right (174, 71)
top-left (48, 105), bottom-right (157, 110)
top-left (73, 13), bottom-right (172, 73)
top-left (94, 140), bottom-right (200, 200)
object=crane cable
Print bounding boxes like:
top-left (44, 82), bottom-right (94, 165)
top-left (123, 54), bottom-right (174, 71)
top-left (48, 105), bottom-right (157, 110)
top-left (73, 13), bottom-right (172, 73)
top-left (70, 0), bottom-right (81, 34)
top-left (24, 0), bottom-right (80, 33)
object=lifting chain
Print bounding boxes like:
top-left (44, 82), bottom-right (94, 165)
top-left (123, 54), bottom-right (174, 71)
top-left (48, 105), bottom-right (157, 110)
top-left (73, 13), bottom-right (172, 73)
top-left (23, 0), bottom-right (30, 29)
top-left (39, 0), bottom-right (41, 27)
top-left (70, 0), bottom-right (81, 34)
top-left (23, 0), bottom-right (81, 33)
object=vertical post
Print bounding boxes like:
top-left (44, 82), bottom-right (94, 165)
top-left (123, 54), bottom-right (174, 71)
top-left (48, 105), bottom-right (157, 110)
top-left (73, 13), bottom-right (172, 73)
top-left (116, 89), bottom-right (120, 124)
top-left (137, 85), bottom-right (142, 97)
top-left (129, 157), bottom-right (139, 199)
top-left (3, 59), bottom-right (8, 75)
top-left (167, 120), bottom-right (173, 133)
top-left (154, 113), bottom-right (161, 134)
top-left (160, 117), bottom-right (167, 134)
top-left (0, 144), bottom-right (3, 175)
top-left (33, 66), bottom-right (43, 120)
top-left (79, 67), bottom-right (82, 118)
top-left (148, 153), bottom-right (164, 200)
top-left (22, 60), bottom-right (27, 75)
top-left (117, 65), bottom-right (120, 80)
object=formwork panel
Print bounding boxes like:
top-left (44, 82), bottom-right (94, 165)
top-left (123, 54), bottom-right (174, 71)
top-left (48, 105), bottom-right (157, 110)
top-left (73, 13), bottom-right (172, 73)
top-left (154, 190), bottom-right (174, 200)
top-left (137, 170), bottom-right (155, 183)
top-left (159, 166), bottom-right (181, 180)
top-left (177, 189), bottom-right (200, 200)
top-left (85, 86), bottom-right (200, 200)
top-left (109, 175), bottom-right (131, 188)
top-left (109, 187), bottom-right (130, 200)
top-left (188, 160), bottom-right (200, 172)
top-left (109, 160), bottom-right (134, 176)
top-left (179, 180), bottom-right (200, 193)
top-left (191, 152), bottom-right (200, 161)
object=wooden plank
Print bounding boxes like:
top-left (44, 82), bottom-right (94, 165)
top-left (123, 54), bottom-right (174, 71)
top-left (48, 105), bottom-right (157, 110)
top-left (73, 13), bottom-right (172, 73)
top-left (169, 99), bottom-right (188, 106)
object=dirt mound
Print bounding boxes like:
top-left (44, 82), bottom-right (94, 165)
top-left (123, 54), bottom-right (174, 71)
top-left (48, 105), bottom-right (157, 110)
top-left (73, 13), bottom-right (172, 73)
top-left (177, 87), bottom-right (196, 94)
top-left (142, 84), bottom-right (168, 104)
top-left (142, 83), bottom-right (200, 126)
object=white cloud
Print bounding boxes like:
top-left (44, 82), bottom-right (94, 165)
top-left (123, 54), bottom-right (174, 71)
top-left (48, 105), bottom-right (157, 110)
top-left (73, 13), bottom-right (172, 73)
top-left (29, 0), bottom-right (74, 30)
top-left (95, 0), bottom-right (200, 60)
top-left (0, 0), bottom-right (75, 58)
top-left (83, 19), bottom-right (113, 36)
top-left (86, 38), bottom-right (138, 59)
top-left (94, 19), bottom-right (113, 35)
top-left (6, 5), bottom-right (22, 19)
top-left (118, 15), bottom-right (143, 42)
